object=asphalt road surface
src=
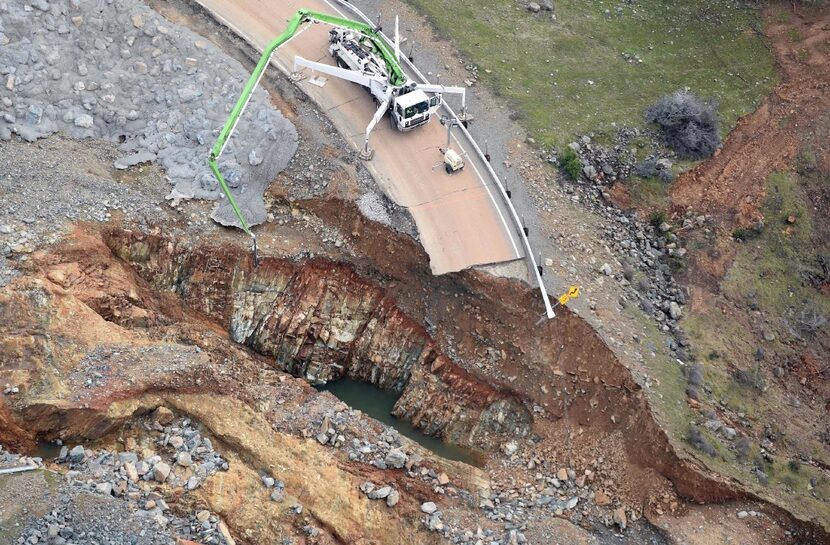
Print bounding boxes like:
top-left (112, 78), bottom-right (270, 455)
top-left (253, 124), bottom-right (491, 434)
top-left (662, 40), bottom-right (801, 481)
top-left (197, 0), bottom-right (524, 274)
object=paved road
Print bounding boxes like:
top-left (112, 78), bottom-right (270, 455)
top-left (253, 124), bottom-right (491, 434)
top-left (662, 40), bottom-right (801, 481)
top-left (196, 0), bottom-right (523, 274)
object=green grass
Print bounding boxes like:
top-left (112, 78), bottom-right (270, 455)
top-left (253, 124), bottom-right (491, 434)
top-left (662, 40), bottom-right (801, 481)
top-left (722, 171), bottom-right (830, 320)
top-left (405, 0), bottom-right (776, 148)
top-left (630, 176), bottom-right (670, 212)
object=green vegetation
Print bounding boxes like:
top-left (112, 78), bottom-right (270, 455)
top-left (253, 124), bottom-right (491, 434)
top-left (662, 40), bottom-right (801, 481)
top-left (559, 148), bottom-right (582, 180)
top-left (405, 0), bottom-right (776, 147)
top-left (722, 171), bottom-right (830, 322)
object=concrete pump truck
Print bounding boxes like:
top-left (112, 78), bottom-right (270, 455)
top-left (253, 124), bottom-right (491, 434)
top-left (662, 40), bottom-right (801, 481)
top-left (208, 9), bottom-right (469, 264)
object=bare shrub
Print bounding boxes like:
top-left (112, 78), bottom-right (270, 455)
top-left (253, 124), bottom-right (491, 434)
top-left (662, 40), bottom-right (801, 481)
top-left (736, 437), bottom-right (752, 461)
top-left (735, 364), bottom-right (765, 392)
top-left (645, 90), bottom-right (721, 159)
top-left (797, 305), bottom-right (828, 335)
top-left (687, 426), bottom-right (716, 456)
top-left (687, 363), bottom-right (704, 386)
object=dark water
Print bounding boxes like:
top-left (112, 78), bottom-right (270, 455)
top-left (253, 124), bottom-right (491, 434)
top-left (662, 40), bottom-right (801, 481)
top-left (32, 441), bottom-right (63, 460)
top-left (317, 379), bottom-right (485, 467)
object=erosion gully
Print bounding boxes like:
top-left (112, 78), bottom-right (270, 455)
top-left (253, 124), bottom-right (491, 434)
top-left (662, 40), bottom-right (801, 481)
top-left (0, 216), bottom-right (825, 543)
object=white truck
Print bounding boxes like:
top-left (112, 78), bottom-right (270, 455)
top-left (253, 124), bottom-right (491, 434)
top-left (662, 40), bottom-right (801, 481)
top-left (294, 18), bottom-right (468, 158)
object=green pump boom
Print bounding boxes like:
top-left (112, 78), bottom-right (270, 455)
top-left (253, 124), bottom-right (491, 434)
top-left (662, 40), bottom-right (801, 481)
top-left (208, 9), bottom-right (406, 250)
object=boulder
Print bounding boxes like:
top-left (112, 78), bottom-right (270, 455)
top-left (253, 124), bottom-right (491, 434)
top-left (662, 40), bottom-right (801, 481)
top-left (384, 448), bottom-right (407, 469)
top-left (153, 462), bottom-right (171, 482)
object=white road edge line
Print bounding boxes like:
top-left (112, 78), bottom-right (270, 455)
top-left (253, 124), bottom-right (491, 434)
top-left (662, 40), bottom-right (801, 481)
top-left (326, 0), bottom-right (555, 319)
top-left (199, 0), bottom-right (554, 318)
top-left (319, 0), bottom-right (521, 258)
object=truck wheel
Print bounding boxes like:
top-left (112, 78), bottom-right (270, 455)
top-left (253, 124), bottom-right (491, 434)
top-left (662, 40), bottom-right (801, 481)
top-left (336, 58), bottom-right (347, 69)
top-left (445, 163), bottom-right (453, 174)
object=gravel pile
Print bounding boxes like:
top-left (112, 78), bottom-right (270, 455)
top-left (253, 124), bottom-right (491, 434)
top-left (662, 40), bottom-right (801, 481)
top-left (11, 409), bottom-right (233, 545)
top-left (0, 0), bottom-right (297, 228)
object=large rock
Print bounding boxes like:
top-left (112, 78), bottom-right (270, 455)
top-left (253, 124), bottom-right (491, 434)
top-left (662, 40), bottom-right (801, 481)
top-left (384, 449), bottom-right (407, 469)
top-left (668, 301), bottom-right (682, 320)
top-left (153, 461), bottom-right (171, 482)
top-left (68, 445), bottom-right (85, 463)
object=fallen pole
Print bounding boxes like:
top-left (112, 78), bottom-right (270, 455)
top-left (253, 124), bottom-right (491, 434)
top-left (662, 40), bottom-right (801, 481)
top-left (0, 465), bottom-right (38, 476)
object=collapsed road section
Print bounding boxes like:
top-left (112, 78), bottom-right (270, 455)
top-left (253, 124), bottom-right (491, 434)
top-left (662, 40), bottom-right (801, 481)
top-left (195, 0), bottom-right (551, 306)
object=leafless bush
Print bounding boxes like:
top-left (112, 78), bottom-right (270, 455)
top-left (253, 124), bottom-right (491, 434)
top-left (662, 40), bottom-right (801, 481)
top-left (736, 437), bottom-right (752, 461)
top-left (735, 365), bottom-right (766, 392)
top-left (645, 90), bottom-right (721, 159)
top-left (687, 426), bottom-right (716, 456)
top-left (686, 363), bottom-right (704, 386)
top-left (797, 305), bottom-right (828, 335)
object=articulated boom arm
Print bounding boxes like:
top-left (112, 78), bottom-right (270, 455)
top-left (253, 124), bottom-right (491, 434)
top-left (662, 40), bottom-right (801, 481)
top-left (414, 83), bottom-right (467, 112)
top-left (208, 9), bottom-right (407, 242)
top-left (293, 56), bottom-right (385, 88)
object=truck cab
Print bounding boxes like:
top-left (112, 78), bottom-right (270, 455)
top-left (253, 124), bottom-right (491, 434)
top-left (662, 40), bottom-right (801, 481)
top-left (390, 89), bottom-right (441, 131)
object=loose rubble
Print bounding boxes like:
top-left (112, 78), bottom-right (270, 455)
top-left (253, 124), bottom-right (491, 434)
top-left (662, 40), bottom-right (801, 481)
top-left (0, 0), bottom-right (298, 227)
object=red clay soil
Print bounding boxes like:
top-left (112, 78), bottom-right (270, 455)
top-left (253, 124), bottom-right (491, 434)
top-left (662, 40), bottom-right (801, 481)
top-left (669, 2), bottom-right (830, 285)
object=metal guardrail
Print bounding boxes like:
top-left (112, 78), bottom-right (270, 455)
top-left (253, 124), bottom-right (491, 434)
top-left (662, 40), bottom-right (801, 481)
top-left (329, 0), bottom-right (555, 319)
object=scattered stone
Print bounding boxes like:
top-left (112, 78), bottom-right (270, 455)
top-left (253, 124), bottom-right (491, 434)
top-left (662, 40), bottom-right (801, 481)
top-left (68, 445), bottom-right (85, 463)
top-left (384, 448), bottom-right (407, 469)
top-left (613, 507), bottom-right (627, 529)
top-left (95, 482), bottom-right (113, 496)
top-left (176, 451), bottom-right (193, 467)
top-left (369, 486), bottom-right (392, 500)
top-left (427, 515), bottom-right (444, 531)
top-left (153, 406), bottom-right (175, 425)
top-left (600, 263), bottom-right (613, 276)
top-left (502, 440), bottom-right (519, 456)
top-left (738, 510), bottom-right (749, 519)
top-left (270, 488), bottom-right (285, 502)
top-left (386, 489), bottom-right (400, 507)
top-left (124, 461), bottom-right (138, 482)
top-left (73, 114), bottom-right (94, 129)
top-left (668, 301), bottom-right (682, 320)
top-left (528, 3), bottom-right (541, 13)
top-left (153, 462), bottom-right (171, 482)
top-left (421, 502), bottom-right (438, 515)
top-left (594, 490), bottom-right (610, 506)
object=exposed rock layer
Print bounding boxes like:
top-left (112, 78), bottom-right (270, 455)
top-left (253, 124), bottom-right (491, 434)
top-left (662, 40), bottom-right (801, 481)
top-left (104, 229), bottom-right (532, 446)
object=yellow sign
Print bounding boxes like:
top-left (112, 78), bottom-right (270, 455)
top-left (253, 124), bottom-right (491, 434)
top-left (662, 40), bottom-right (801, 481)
top-left (557, 285), bottom-right (581, 306)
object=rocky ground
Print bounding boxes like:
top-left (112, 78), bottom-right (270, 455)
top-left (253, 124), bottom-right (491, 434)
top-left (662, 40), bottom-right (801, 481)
top-left (0, 0), bottom-right (296, 227)
top-left (0, 0), bottom-right (828, 544)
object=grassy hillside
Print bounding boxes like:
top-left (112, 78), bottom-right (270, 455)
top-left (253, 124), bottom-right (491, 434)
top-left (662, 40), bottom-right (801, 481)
top-left (406, 0), bottom-right (776, 147)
